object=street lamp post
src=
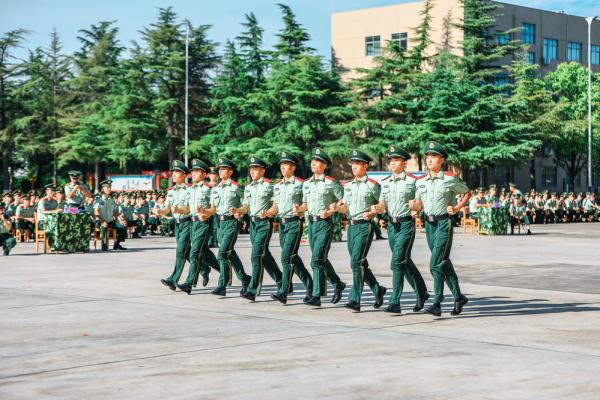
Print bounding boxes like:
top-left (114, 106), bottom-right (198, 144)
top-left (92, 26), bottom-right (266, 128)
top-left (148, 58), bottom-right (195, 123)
top-left (586, 16), bottom-right (597, 192)
top-left (184, 26), bottom-right (190, 167)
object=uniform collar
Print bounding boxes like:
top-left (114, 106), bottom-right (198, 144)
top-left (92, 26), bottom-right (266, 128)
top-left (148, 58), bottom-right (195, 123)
top-left (426, 170), bottom-right (444, 181)
top-left (219, 179), bottom-right (232, 186)
top-left (174, 182), bottom-right (186, 190)
top-left (312, 174), bottom-right (325, 182)
top-left (353, 175), bottom-right (367, 183)
top-left (250, 177), bottom-right (264, 186)
top-left (282, 175), bottom-right (295, 184)
top-left (391, 171), bottom-right (406, 181)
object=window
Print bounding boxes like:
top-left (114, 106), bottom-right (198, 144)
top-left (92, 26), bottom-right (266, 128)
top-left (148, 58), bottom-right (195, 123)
top-left (543, 38), bottom-right (558, 65)
top-left (528, 51), bottom-right (536, 65)
top-left (522, 23), bottom-right (535, 45)
top-left (591, 45), bottom-right (600, 65)
top-left (567, 41), bottom-right (582, 62)
top-left (494, 73), bottom-right (510, 86)
top-left (365, 35), bottom-right (381, 56)
top-left (541, 166), bottom-right (557, 187)
top-left (391, 32), bottom-right (408, 52)
top-left (496, 32), bottom-right (511, 45)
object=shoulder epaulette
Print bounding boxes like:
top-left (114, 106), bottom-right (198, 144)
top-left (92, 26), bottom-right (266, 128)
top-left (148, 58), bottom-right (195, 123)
top-left (167, 186), bottom-right (174, 191)
top-left (263, 178), bottom-right (271, 183)
top-left (295, 177), bottom-right (305, 183)
top-left (325, 176), bottom-right (336, 181)
top-left (381, 175), bottom-right (391, 181)
top-left (203, 183), bottom-right (211, 188)
top-left (406, 173), bottom-right (418, 179)
top-left (231, 180), bottom-right (239, 186)
top-left (444, 171), bottom-right (455, 177)
top-left (367, 177), bottom-right (379, 185)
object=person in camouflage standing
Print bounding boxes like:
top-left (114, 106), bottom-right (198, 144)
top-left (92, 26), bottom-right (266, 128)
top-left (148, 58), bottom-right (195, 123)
top-left (207, 157), bottom-right (251, 297)
top-left (232, 156), bottom-right (283, 301)
top-left (176, 159), bottom-right (220, 294)
top-left (264, 152), bottom-right (313, 305)
top-left (94, 180), bottom-right (127, 251)
top-left (412, 141), bottom-right (471, 317)
top-left (295, 147), bottom-right (347, 307)
top-left (159, 160), bottom-right (193, 291)
top-left (372, 145), bottom-right (429, 314)
top-left (336, 149), bottom-right (386, 312)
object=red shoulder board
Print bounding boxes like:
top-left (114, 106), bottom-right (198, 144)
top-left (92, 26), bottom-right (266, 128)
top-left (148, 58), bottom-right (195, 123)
top-left (263, 178), bottom-right (271, 183)
top-left (167, 186), bottom-right (174, 191)
top-left (413, 174), bottom-right (426, 180)
top-left (406, 173), bottom-right (418, 179)
top-left (367, 178), bottom-right (379, 185)
top-left (231, 180), bottom-right (240, 186)
top-left (444, 171), bottom-right (455, 177)
top-left (342, 180), bottom-right (350, 186)
top-left (381, 176), bottom-right (391, 181)
top-left (203, 183), bottom-right (211, 188)
top-left (295, 177), bottom-right (305, 182)
top-left (325, 176), bottom-right (336, 181)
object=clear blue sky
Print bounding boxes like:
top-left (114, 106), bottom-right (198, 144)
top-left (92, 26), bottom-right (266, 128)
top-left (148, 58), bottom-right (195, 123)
top-left (3, 0), bottom-right (600, 61)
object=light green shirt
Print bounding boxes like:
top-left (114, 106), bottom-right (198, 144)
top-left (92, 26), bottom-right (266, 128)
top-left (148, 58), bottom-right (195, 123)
top-left (583, 198), bottom-right (595, 211)
top-left (242, 177), bottom-right (274, 216)
top-left (16, 205), bottom-right (35, 219)
top-left (343, 175), bottom-right (380, 220)
top-left (37, 198), bottom-right (58, 215)
top-left (93, 195), bottom-right (118, 222)
top-left (166, 183), bottom-right (191, 221)
top-left (187, 181), bottom-right (212, 214)
top-left (119, 204), bottom-right (135, 220)
top-left (415, 171), bottom-right (469, 216)
top-left (0, 219), bottom-right (11, 234)
top-left (272, 176), bottom-right (304, 218)
top-left (64, 183), bottom-right (90, 206)
top-left (379, 172), bottom-right (417, 218)
top-left (210, 179), bottom-right (244, 216)
top-left (302, 174), bottom-right (343, 216)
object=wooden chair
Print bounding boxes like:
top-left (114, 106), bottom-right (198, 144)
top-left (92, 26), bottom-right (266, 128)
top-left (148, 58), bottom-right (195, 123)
top-left (15, 227), bottom-right (32, 243)
top-left (92, 227), bottom-right (117, 250)
top-left (461, 207), bottom-right (479, 236)
top-left (34, 212), bottom-right (49, 253)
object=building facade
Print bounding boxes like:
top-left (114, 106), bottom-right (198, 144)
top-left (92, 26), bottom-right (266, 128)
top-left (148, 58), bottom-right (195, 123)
top-left (331, 0), bottom-right (600, 192)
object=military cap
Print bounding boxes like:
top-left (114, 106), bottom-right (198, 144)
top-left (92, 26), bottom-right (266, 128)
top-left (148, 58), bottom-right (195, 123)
top-left (170, 159), bottom-right (189, 174)
top-left (508, 182), bottom-right (517, 187)
top-left (44, 183), bottom-right (56, 191)
top-left (423, 141), bottom-right (448, 158)
top-left (190, 158), bottom-right (210, 172)
top-left (216, 157), bottom-right (235, 169)
top-left (22, 195), bottom-right (30, 200)
top-left (386, 145), bottom-right (411, 160)
top-left (489, 184), bottom-right (497, 189)
top-left (350, 149), bottom-right (372, 163)
top-left (279, 151), bottom-right (299, 165)
top-left (99, 179), bottom-right (112, 188)
top-left (68, 170), bottom-right (82, 177)
top-left (248, 156), bottom-right (268, 169)
top-left (311, 147), bottom-right (332, 164)
top-left (477, 187), bottom-right (486, 193)
top-left (209, 166), bottom-right (219, 174)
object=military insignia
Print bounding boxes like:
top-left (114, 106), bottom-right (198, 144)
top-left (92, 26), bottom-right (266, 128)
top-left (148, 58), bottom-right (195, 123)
top-left (428, 142), bottom-right (435, 149)
top-left (316, 148), bottom-right (321, 154)
top-left (219, 158), bottom-right (223, 163)
top-left (353, 150), bottom-right (357, 155)
top-left (390, 146), bottom-right (395, 152)
top-left (251, 157), bottom-right (255, 162)
top-left (282, 152), bottom-right (286, 157)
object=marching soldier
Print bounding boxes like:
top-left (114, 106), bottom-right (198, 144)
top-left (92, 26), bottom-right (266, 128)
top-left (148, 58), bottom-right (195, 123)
top-left (232, 156), bottom-right (283, 301)
top-left (159, 160), bottom-right (193, 291)
top-left (265, 152), bottom-right (313, 304)
top-left (176, 159), bottom-right (220, 294)
top-left (0, 202), bottom-right (17, 255)
top-left (412, 141), bottom-right (471, 317)
top-left (94, 180), bottom-right (127, 251)
top-left (207, 157), bottom-right (251, 297)
top-left (64, 170), bottom-right (92, 209)
top-left (336, 149), bottom-right (386, 312)
top-left (295, 147), bottom-right (347, 307)
top-left (372, 145), bottom-right (429, 314)
top-left (207, 167), bottom-right (220, 248)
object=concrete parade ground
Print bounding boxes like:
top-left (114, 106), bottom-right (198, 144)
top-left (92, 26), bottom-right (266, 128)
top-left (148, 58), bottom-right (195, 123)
top-left (1, 223), bottom-right (600, 399)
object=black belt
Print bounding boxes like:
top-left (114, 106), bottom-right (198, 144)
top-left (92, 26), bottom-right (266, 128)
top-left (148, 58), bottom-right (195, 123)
top-left (309, 215), bottom-right (330, 222)
top-left (250, 216), bottom-right (271, 223)
top-left (349, 219), bottom-right (369, 225)
top-left (218, 214), bottom-right (235, 221)
top-left (280, 216), bottom-right (300, 224)
top-left (177, 216), bottom-right (192, 223)
top-left (390, 215), bottom-right (413, 223)
top-left (424, 213), bottom-right (449, 222)
top-left (191, 216), bottom-right (209, 222)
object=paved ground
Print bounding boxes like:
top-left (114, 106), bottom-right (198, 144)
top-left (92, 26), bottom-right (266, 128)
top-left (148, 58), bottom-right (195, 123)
top-left (1, 223), bottom-right (600, 399)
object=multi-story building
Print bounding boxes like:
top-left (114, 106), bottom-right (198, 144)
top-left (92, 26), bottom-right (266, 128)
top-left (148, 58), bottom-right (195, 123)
top-left (331, 0), bottom-right (600, 192)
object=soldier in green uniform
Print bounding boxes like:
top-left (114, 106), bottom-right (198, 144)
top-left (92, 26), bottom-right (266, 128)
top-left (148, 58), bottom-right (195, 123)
top-left (260, 152), bottom-right (313, 304)
top-left (94, 180), bottom-right (127, 251)
top-left (64, 170), bottom-right (92, 209)
top-left (372, 145), bottom-right (429, 314)
top-left (119, 195), bottom-right (141, 238)
top-left (207, 167), bottom-right (220, 248)
top-left (159, 160), bottom-right (193, 291)
top-left (336, 149), bottom-right (386, 312)
top-left (0, 202), bottom-right (17, 255)
top-left (231, 156), bottom-right (283, 301)
top-left (15, 195), bottom-right (36, 241)
top-left (413, 141), bottom-right (471, 317)
top-left (155, 193), bottom-right (174, 236)
top-left (176, 159), bottom-right (221, 294)
top-left (37, 184), bottom-right (59, 230)
top-left (133, 196), bottom-right (150, 235)
top-left (509, 194), bottom-right (532, 235)
top-left (207, 157), bottom-right (251, 297)
top-left (295, 147), bottom-right (347, 307)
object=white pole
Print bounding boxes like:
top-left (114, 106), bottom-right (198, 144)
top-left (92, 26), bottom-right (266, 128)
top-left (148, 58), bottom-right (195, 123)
top-left (586, 17), bottom-right (597, 192)
top-left (185, 26), bottom-right (190, 167)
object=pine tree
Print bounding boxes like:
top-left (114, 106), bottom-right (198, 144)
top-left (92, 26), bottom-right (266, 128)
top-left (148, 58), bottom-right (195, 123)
top-left (237, 13), bottom-right (267, 87)
top-left (274, 4), bottom-right (313, 61)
